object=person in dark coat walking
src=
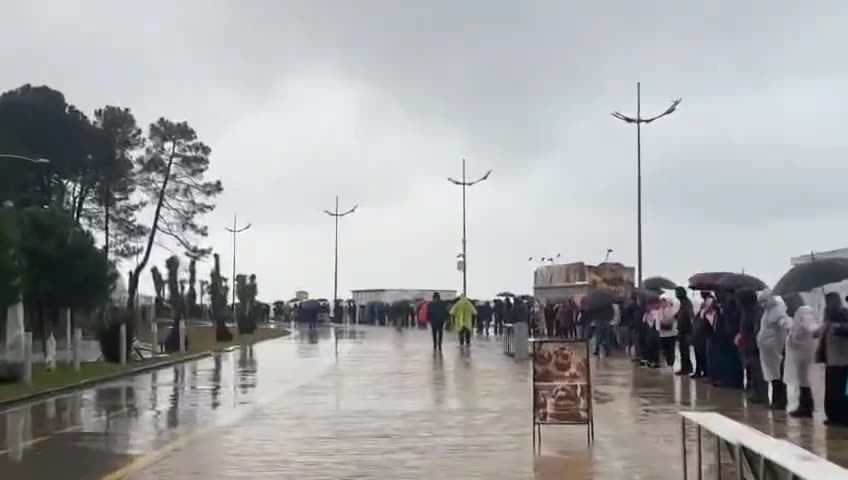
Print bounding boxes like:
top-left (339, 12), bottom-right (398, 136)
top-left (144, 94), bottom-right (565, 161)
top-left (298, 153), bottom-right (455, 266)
top-left (493, 299), bottom-right (504, 335)
top-left (675, 287), bottom-right (694, 376)
top-left (477, 301), bottom-right (493, 335)
top-left (428, 292), bottom-right (449, 351)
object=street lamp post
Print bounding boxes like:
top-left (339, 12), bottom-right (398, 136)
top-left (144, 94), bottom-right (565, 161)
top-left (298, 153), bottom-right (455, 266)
top-left (612, 83), bottom-right (681, 288)
top-left (224, 214), bottom-right (252, 312)
top-left (324, 196), bottom-right (357, 321)
top-left (448, 158), bottom-right (491, 297)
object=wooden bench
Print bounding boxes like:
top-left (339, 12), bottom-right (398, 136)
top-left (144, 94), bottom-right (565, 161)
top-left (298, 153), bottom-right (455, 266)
top-left (680, 411), bottom-right (848, 479)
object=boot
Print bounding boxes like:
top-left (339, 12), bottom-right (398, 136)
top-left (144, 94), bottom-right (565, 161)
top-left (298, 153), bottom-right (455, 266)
top-left (770, 380), bottom-right (787, 410)
top-left (789, 387), bottom-right (814, 418)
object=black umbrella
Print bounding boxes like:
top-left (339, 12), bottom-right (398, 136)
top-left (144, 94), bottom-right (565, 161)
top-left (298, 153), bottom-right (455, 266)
top-left (717, 273), bottom-right (768, 291)
top-left (642, 276), bottom-right (677, 291)
top-left (496, 291), bottom-right (516, 298)
top-left (688, 272), bottom-right (732, 291)
top-left (582, 290), bottom-right (618, 311)
top-left (773, 258), bottom-right (848, 295)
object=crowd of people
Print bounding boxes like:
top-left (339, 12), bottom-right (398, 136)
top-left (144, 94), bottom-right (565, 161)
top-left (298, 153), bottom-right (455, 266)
top-left (610, 287), bottom-right (848, 426)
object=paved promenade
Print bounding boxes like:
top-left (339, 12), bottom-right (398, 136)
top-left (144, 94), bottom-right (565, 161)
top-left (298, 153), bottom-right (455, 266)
top-left (1, 325), bottom-right (846, 479)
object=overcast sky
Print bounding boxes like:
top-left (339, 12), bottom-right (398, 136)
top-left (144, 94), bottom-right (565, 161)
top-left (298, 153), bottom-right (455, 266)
top-left (4, 1), bottom-right (847, 301)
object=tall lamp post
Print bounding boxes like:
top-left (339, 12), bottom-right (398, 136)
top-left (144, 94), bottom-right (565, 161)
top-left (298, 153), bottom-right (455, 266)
top-left (324, 196), bottom-right (357, 320)
top-left (612, 83), bottom-right (681, 288)
top-left (225, 214), bottom-right (252, 312)
top-left (448, 158), bottom-right (491, 297)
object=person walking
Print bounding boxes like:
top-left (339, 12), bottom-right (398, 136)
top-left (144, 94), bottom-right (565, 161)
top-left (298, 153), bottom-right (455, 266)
top-left (785, 301), bottom-right (819, 418)
top-left (756, 291), bottom-right (791, 410)
top-left (592, 304), bottom-right (614, 357)
top-left (451, 295), bottom-right (477, 347)
top-left (477, 301), bottom-right (493, 336)
top-left (820, 292), bottom-right (848, 426)
top-left (428, 292), bottom-right (449, 351)
top-left (675, 287), bottom-right (694, 376)
top-left (493, 299), bottom-right (505, 335)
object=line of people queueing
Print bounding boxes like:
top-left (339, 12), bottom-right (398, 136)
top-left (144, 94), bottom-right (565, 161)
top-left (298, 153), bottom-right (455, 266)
top-left (620, 287), bottom-right (848, 426)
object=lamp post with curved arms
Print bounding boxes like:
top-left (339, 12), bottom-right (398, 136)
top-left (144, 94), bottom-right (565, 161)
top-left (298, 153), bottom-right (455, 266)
top-left (225, 214), bottom-right (252, 312)
top-left (612, 83), bottom-right (681, 288)
top-left (324, 196), bottom-right (357, 320)
top-left (448, 158), bottom-right (491, 297)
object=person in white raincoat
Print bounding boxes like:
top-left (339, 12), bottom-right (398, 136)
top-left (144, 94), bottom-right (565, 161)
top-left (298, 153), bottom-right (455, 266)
top-left (785, 303), bottom-right (821, 418)
top-left (756, 291), bottom-right (791, 410)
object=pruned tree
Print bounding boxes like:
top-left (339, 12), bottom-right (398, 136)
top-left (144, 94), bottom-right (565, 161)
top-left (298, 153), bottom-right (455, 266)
top-left (209, 253), bottom-right (232, 341)
top-left (163, 254), bottom-right (184, 352)
top-left (185, 257), bottom-right (198, 318)
top-left (126, 118), bottom-right (222, 310)
top-left (150, 266), bottom-right (165, 313)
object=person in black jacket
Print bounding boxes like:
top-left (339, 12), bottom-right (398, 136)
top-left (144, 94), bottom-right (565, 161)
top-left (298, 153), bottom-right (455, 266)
top-left (690, 291), bottom-right (714, 379)
top-left (674, 287), bottom-right (694, 376)
top-left (428, 292), bottom-right (449, 351)
top-left (477, 301), bottom-right (493, 336)
top-left (738, 289), bottom-right (768, 403)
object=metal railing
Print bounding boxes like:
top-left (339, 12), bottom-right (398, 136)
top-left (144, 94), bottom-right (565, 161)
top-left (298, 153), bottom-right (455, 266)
top-left (679, 411), bottom-right (848, 479)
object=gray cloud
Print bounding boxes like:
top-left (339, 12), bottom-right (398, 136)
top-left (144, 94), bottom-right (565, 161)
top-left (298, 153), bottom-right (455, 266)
top-left (3, 0), bottom-right (848, 299)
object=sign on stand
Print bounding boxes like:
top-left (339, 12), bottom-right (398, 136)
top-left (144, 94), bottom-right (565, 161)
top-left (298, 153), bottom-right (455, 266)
top-left (531, 339), bottom-right (594, 449)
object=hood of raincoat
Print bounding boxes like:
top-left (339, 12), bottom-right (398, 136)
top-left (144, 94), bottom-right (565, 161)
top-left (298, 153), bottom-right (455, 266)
top-left (756, 291), bottom-right (789, 350)
top-left (450, 296), bottom-right (477, 330)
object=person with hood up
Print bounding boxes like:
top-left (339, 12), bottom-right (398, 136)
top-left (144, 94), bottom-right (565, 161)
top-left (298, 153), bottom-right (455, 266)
top-left (756, 290), bottom-right (791, 410)
top-left (451, 295), bottom-right (477, 347)
top-left (784, 296), bottom-right (820, 418)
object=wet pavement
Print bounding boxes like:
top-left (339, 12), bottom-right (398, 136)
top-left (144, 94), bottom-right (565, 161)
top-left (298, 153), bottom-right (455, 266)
top-left (1, 326), bottom-right (847, 479)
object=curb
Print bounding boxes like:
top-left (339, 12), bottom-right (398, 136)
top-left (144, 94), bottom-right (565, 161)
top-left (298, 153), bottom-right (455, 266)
top-left (0, 331), bottom-right (288, 411)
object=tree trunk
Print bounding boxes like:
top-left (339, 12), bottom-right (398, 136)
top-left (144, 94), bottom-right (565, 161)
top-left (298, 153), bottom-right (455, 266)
top-left (103, 185), bottom-right (110, 261)
top-left (126, 144), bottom-right (177, 310)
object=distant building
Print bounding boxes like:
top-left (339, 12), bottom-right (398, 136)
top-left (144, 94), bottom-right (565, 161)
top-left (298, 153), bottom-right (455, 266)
top-left (351, 288), bottom-right (457, 305)
top-left (294, 290), bottom-right (309, 301)
top-left (533, 261), bottom-right (635, 302)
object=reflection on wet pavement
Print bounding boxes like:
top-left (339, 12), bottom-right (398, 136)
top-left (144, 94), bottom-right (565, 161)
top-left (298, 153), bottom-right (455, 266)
top-left (0, 326), bottom-right (846, 479)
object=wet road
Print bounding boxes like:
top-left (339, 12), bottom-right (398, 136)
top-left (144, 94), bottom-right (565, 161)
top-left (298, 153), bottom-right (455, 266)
top-left (1, 326), bottom-right (847, 479)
